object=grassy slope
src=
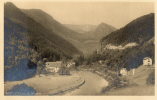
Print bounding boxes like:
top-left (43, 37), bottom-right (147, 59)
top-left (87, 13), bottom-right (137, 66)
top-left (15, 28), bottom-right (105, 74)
top-left (104, 65), bottom-right (155, 95)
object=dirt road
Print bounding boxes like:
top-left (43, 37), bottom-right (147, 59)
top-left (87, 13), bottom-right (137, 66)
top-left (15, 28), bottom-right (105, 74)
top-left (64, 71), bottom-right (108, 95)
top-left (5, 71), bottom-right (108, 95)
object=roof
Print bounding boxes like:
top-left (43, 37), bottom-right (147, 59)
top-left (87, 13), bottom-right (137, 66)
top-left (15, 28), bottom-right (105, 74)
top-left (46, 61), bottom-right (62, 63)
top-left (143, 57), bottom-right (151, 60)
top-left (46, 61), bottom-right (62, 67)
top-left (121, 68), bottom-right (127, 71)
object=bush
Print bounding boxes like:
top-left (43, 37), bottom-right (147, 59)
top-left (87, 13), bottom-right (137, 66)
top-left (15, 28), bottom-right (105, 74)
top-left (146, 70), bottom-right (155, 85)
top-left (58, 67), bottom-right (70, 75)
top-left (74, 56), bottom-right (85, 66)
top-left (27, 60), bottom-right (37, 69)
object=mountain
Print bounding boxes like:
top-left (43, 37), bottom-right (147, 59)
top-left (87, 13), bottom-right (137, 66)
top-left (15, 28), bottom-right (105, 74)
top-left (22, 9), bottom-right (99, 55)
top-left (5, 2), bottom-right (81, 57)
top-left (22, 9), bottom-right (116, 55)
top-left (64, 24), bottom-right (97, 33)
top-left (100, 13), bottom-right (154, 70)
top-left (92, 22), bottom-right (116, 39)
top-left (4, 2), bottom-right (81, 81)
top-left (64, 23), bottom-right (116, 39)
top-left (22, 9), bottom-right (94, 46)
top-left (101, 13), bottom-right (154, 46)
top-left (64, 23), bottom-right (116, 55)
top-left (22, 9), bottom-right (87, 41)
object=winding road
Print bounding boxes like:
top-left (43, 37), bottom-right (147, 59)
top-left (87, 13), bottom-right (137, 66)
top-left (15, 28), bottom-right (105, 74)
top-left (63, 71), bottom-right (108, 95)
top-left (5, 71), bottom-right (108, 95)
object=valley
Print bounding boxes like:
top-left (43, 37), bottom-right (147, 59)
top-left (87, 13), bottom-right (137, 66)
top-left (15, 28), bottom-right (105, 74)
top-left (4, 2), bottom-right (155, 96)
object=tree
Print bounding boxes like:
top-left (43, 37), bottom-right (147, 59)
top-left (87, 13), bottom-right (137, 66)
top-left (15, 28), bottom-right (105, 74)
top-left (36, 60), bottom-right (44, 76)
top-left (53, 55), bottom-right (56, 62)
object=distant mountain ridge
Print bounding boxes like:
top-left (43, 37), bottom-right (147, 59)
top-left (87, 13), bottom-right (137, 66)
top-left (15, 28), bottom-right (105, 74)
top-left (22, 8), bottom-right (116, 55)
top-left (22, 9), bottom-right (85, 41)
top-left (64, 24), bottom-right (97, 33)
top-left (22, 9), bottom-right (96, 54)
top-left (64, 23), bottom-right (116, 39)
top-left (91, 22), bottom-right (116, 39)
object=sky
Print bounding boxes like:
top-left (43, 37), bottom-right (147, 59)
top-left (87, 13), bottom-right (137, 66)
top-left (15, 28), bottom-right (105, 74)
top-left (7, 1), bottom-right (154, 28)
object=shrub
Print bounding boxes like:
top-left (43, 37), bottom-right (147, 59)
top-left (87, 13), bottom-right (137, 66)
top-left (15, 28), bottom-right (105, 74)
top-left (146, 70), bottom-right (155, 85)
top-left (27, 60), bottom-right (37, 69)
top-left (58, 67), bottom-right (70, 75)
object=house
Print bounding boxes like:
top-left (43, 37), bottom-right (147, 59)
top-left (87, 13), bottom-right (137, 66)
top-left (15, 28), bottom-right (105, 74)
top-left (98, 60), bottom-right (103, 64)
top-left (132, 68), bottom-right (135, 75)
top-left (120, 68), bottom-right (128, 76)
top-left (143, 57), bottom-right (152, 66)
top-left (66, 62), bottom-right (75, 68)
top-left (45, 61), bottom-right (62, 73)
top-left (96, 49), bottom-right (99, 54)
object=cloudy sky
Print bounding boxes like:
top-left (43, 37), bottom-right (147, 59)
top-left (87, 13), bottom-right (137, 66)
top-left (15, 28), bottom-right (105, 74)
top-left (8, 1), bottom-right (154, 28)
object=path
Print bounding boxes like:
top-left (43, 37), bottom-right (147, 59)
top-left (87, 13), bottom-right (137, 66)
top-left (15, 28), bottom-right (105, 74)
top-left (63, 71), bottom-right (108, 95)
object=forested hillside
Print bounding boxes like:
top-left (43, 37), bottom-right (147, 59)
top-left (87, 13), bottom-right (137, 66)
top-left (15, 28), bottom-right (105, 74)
top-left (4, 2), bottom-right (81, 81)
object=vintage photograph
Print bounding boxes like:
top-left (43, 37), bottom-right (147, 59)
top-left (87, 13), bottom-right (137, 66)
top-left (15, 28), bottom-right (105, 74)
top-left (4, 1), bottom-right (155, 96)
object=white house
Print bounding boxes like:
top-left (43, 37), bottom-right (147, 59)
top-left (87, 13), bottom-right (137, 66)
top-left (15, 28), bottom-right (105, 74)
top-left (66, 62), bottom-right (75, 68)
top-left (120, 68), bottom-right (128, 76)
top-left (143, 57), bottom-right (152, 66)
top-left (98, 60), bottom-right (103, 64)
top-left (45, 61), bottom-right (62, 73)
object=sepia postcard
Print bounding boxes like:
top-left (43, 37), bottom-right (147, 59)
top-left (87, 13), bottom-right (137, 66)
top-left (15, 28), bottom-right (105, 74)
top-left (0, 0), bottom-right (156, 99)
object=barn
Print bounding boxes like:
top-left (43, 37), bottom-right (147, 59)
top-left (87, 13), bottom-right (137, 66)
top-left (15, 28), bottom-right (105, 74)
top-left (143, 57), bottom-right (152, 66)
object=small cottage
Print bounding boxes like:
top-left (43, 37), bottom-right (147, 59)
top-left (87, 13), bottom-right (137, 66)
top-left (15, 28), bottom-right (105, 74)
top-left (45, 61), bottom-right (62, 73)
top-left (143, 57), bottom-right (152, 66)
top-left (120, 68), bottom-right (128, 76)
top-left (98, 60), bottom-right (103, 64)
top-left (66, 62), bottom-right (75, 68)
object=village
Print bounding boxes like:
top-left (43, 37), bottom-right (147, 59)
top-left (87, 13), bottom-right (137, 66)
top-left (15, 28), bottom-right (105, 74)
top-left (5, 55), bottom-right (154, 95)
top-left (38, 55), bottom-right (154, 77)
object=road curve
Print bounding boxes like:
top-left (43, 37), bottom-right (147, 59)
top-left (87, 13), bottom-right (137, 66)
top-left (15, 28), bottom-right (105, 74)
top-left (63, 71), bottom-right (108, 95)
